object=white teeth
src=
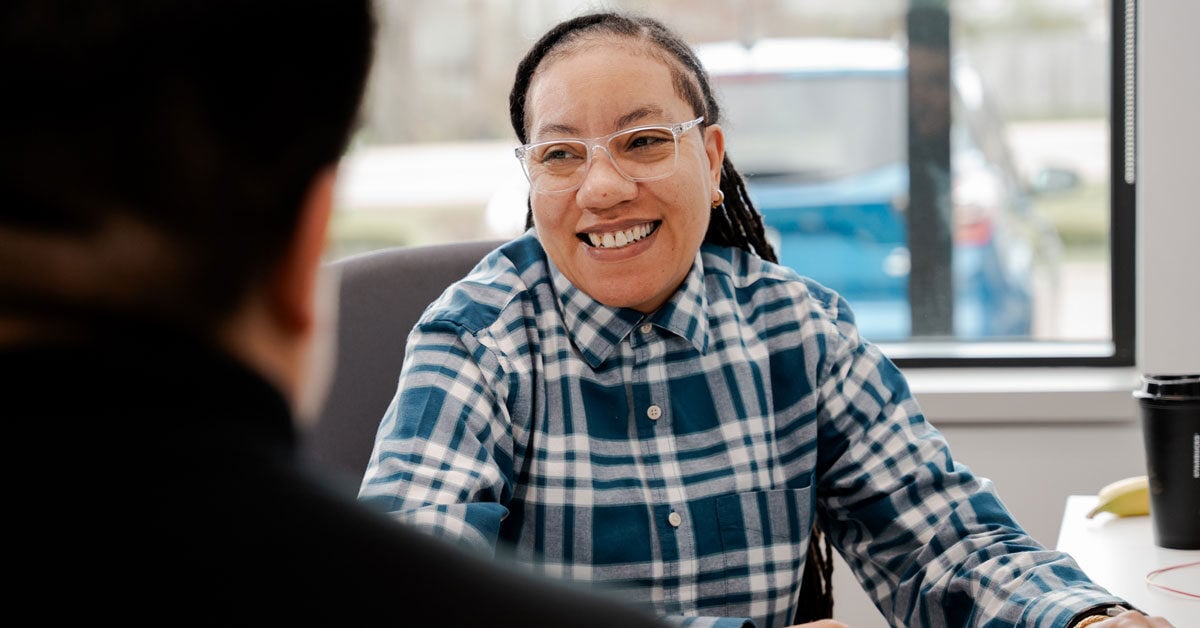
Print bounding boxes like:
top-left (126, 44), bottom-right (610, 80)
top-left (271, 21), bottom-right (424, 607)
top-left (585, 222), bottom-right (656, 249)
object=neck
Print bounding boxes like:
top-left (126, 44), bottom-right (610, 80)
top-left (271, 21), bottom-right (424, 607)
top-left (218, 293), bottom-right (304, 416)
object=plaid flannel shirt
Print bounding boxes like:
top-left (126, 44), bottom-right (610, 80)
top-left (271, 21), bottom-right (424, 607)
top-left (360, 232), bottom-right (1121, 627)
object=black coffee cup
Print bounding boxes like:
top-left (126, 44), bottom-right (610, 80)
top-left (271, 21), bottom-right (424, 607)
top-left (1134, 374), bottom-right (1200, 549)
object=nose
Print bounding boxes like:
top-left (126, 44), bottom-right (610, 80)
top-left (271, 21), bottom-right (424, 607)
top-left (575, 144), bottom-right (636, 210)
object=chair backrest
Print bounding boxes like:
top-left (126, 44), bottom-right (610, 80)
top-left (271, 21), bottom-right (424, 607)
top-left (304, 239), bottom-right (505, 495)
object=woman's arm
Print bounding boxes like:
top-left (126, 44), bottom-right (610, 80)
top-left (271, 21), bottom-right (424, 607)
top-left (811, 293), bottom-right (1126, 627)
top-left (358, 318), bottom-right (514, 555)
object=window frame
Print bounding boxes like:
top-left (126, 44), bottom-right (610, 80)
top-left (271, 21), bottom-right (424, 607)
top-left (890, 0), bottom-right (1135, 369)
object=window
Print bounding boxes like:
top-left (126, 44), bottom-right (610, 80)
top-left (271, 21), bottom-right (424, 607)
top-left (331, 0), bottom-right (1133, 367)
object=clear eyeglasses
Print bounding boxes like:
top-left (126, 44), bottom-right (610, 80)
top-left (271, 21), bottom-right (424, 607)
top-left (514, 117), bottom-right (704, 193)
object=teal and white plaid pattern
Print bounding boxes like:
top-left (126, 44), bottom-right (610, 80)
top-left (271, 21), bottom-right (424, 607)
top-left (360, 232), bottom-right (1121, 628)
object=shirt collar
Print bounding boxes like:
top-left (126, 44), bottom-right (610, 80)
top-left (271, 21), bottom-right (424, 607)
top-left (548, 251), bottom-right (710, 368)
top-left (648, 253), bottom-right (711, 355)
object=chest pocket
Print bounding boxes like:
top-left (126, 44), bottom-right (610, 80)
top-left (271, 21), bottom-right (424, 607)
top-left (715, 485), bottom-right (814, 628)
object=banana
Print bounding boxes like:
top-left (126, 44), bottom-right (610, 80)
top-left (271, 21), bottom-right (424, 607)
top-left (1086, 475), bottom-right (1150, 518)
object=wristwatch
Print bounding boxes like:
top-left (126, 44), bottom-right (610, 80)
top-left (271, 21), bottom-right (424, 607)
top-left (1069, 604), bottom-right (1133, 627)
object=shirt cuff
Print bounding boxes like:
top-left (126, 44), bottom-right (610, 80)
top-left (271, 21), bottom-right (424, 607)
top-left (1018, 588), bottom-right (1131, 628)
top-left (1067, 603), bottom-right (1136, 627)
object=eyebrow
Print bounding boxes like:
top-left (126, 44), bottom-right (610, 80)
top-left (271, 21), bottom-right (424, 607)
top-left (532, 105), bottom-right (668, 140)
top-left (614, 106), bottom-right (666, 130)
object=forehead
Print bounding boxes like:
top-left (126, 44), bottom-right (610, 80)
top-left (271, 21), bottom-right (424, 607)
top-left (525, 38), bottom-right (692, 134)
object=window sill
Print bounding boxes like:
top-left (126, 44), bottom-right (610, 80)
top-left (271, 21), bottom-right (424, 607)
top-left (902, 366), bottom-right (1140, 424)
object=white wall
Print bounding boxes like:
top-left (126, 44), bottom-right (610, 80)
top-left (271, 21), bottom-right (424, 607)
top-left (1137, 1), bottom-right (1200, 375)
top-left (833, 2), bottom-right (1199, 625)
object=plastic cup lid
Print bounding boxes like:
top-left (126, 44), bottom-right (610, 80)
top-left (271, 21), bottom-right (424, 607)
top-left (1134, 373), bottom-right (1200, 400)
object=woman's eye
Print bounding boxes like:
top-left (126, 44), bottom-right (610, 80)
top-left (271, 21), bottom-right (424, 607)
top-left (628, 134), bottom-right (669, 149)
top-left (538, 146), bottom-right (584, 163)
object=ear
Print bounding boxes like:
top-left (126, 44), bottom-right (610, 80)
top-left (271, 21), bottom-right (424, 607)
top-left (703, 123), bottom-right (726, 198)
top-left (272, 166), bottom-right (337, 334)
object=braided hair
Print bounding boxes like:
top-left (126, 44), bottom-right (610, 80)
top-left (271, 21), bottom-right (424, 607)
top-left (508, 12), bottom-right (836, 621)
top-left (508, 12), bottom-right (777, 265)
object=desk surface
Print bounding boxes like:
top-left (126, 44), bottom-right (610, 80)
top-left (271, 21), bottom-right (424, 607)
top-left (1056, 495), bottom-right (1199, 625)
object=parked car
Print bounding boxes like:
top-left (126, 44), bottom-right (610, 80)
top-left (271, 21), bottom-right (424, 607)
top-left (693, 38), bottom-right (1066, 341)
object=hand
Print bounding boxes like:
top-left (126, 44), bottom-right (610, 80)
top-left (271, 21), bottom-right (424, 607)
top-left (787, 621), bottom-right (850, 628)
top-left (1091, 610), bottom-right (1174, 627)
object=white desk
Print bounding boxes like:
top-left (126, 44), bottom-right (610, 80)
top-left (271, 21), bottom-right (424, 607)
top-left (1056, 495), bottom-right (1199, 626)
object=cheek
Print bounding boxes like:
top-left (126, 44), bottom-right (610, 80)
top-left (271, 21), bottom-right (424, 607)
top-left (680, 150), bottom-right (718, 212)
top-left (668, 174), bottom-right (713, 234)
top-left (530, 197), bottom-right (560, 229)
top-left (531, 198), bottom-right (575, 249)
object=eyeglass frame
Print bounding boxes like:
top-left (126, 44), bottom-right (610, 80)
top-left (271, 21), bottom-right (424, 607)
top-left (513, 116), bottom-right (705, 193)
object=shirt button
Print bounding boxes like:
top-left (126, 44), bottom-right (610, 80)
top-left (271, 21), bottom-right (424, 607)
top-left (668, 511), bottom-right (682, 528)
top-left (640, 323), bottom-right (653, 334)
top-left (646, 405), bottom-right (662, 420)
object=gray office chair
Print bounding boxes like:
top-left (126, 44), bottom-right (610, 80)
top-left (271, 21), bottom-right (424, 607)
top-left (304, 239), bottom-right (505, 496)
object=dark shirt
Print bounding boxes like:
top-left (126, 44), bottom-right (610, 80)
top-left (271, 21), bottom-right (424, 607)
top-left (4, 327), bottom-right (666, 625)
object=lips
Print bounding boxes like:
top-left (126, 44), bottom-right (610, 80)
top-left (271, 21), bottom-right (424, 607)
top-left (579, 221), bottom-right (660, 249)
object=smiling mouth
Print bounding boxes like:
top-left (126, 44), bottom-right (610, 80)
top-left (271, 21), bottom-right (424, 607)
top-left (578, 221), bottom-right (660, 249)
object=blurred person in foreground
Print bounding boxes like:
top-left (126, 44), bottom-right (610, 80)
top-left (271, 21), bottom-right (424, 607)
top-left (359, 11), bottom-right (1170, 628)
top-left (0, 2), bottom-right (669, 625)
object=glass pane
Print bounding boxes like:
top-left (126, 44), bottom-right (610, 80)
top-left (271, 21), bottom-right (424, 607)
top-left (332, 0), bottom-right (1118, 360)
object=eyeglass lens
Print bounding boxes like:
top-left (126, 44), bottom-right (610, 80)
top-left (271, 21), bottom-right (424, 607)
top-left (524, 126), bottom-right (679, 192)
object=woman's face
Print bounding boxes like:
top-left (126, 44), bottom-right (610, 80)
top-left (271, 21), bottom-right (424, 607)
top-left (523, 41), bottom-right (724, 313)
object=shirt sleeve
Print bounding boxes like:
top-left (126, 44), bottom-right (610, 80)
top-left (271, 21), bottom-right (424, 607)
top-left (358, 318), bottom-right (515, 556)
top-left (811, 292), bottom-right (1125, 628)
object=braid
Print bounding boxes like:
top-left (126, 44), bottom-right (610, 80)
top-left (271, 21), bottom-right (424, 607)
top-left (707, 157), bottom-right (778, 263)
top-left (794, 525), bottom-right (835, 623)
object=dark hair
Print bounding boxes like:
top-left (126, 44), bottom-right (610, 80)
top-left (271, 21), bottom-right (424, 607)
top-left (507, 12), bottom-right (834, 621)
top-left (507, 11), bottom-right (777, 265)
top-left (0, 0), bottom-right (374, 333)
